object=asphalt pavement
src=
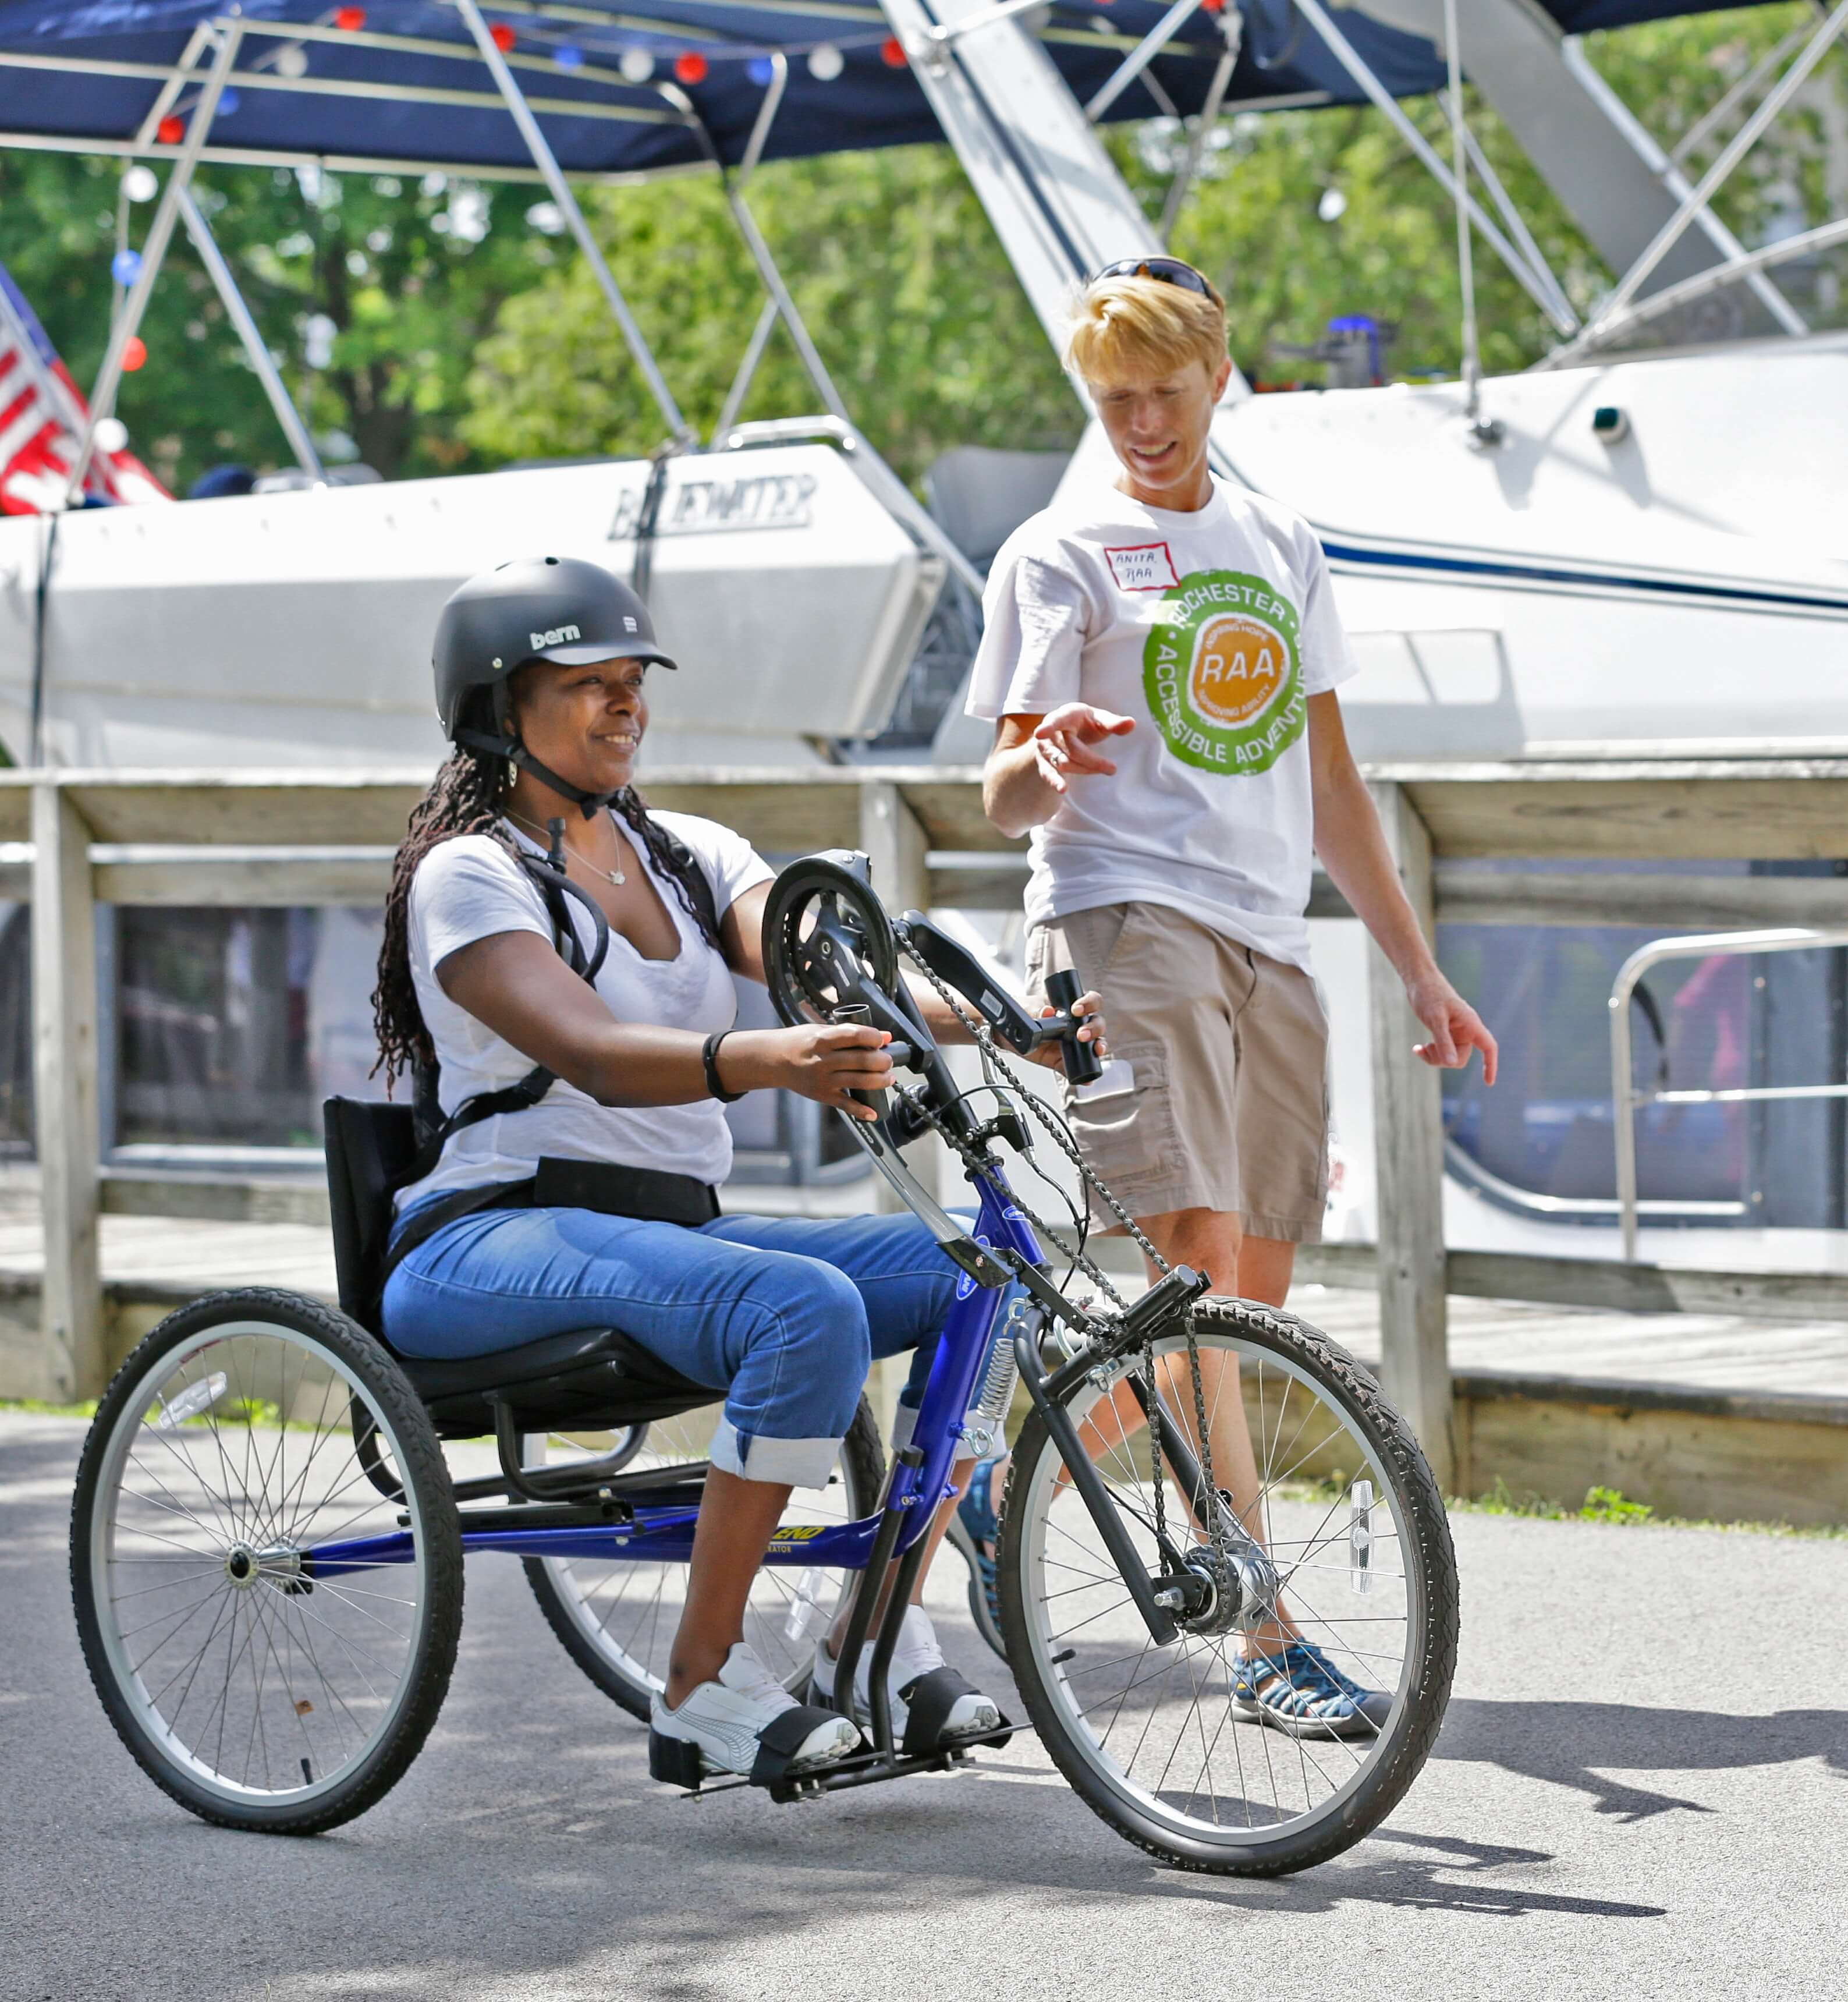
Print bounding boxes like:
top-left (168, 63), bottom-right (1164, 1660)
top-left (3, 1412), bottom-right (1843, 2002)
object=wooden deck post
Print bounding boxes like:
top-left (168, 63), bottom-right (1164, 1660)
top-left (30, 780), bottom-right (104, 1401)
top-left (1364, 781), bottom-right (1456, 1493)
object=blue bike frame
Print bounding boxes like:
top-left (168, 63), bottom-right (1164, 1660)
top-left (308, 1171), bottom-right (1041, 1579)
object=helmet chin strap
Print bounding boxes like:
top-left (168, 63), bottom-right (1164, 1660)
top-left (457, 683), bottom-right (616, 818)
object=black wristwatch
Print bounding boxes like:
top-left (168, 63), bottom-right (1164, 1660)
top-left (702, 1030), bottom-right (744, 1103)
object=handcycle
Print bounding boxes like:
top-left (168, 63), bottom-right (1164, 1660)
top-left (69, 851), bottom-right (1458, 1875)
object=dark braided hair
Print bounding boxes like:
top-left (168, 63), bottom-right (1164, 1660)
top-left (373, 746), bottom-right (724, 1090)
top-left (610, 786), bottom-right (724, 952)
top-left (372, 742), bottom-right (514, 1087)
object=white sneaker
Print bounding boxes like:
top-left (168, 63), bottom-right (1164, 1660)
top-left (811, 1606), bottom-right (1003, 1753)
top-left (650, 1642), bottom-right (862, 1780)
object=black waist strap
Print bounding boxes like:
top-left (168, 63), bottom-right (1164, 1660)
top-left (379, 1156), bottom-right (720, 1302)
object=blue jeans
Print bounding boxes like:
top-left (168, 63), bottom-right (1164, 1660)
top-left (381, 1202), bottom-right (962, 1488)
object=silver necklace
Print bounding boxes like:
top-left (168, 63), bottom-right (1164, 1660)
top-left (508, 809), bottom-right (626, 887)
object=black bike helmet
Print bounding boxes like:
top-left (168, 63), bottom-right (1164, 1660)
top-left (433, 555), bottom-right (678, 814)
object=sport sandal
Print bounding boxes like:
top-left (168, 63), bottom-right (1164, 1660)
top-left (810, 1604), bottom-right (1009, 1756)
top-left (1229, 1639), bottom-right (1392, 1741)
top-left (649, 1640), bottom-right (862, 1787)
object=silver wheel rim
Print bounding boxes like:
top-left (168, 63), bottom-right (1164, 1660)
top-left (527, 1406), bottom-right (872, 1698)
top-left (88, 1319), bottom-right (431, 1810)
top-left (1016, 1327), bottom-right (1422, 1851)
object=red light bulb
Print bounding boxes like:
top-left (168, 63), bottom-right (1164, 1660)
top-left (673, 50), bottom-right (708, 83)
top-left (121, 335), bottom-right (148, 372)
top-left (881, 36), bottom-right (907, 66)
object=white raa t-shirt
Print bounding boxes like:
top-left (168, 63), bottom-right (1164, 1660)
top-left (398, 810), bottom-right (773, 1211)
top-left (966, 476), bottom-right (1357, 969)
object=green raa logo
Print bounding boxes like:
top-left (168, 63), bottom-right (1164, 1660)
top-left (1141, 569), bottom-right (1306, 775)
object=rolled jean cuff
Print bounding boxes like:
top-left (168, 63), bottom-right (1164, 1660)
top-left (708, 1416), bottom-right (842, 1490)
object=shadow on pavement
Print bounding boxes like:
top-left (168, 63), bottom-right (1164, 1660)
top-left (1436, 1696), bottom-right (1848, 1822)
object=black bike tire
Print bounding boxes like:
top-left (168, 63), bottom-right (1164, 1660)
top-left (524, 1392), bottom-right (888, 1720)
top-left (996, 1296), bottom-right (1459, 1877)
top-left (70, 1288), bottom-right (464, 1836)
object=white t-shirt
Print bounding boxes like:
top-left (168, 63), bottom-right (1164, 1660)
top-left (397, 810), bottom-right (773, 1211)
top-left (966, 477), bottom-right (1357, 968)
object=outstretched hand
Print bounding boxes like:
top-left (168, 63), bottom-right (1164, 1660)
top-left (1031, 704), bottom-right (1136, 795)
top-left (1404, 973), bottom-right (1498, 1086)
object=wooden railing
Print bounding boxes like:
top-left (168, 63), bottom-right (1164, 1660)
top-left (8, 753), bottom-right (1848, 1491)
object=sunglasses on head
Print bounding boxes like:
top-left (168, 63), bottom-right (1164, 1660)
top-left (1092, 256), bottom-right (1218, 300)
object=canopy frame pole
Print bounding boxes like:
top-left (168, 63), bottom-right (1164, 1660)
top-left (134, 19), bottom-right (214, 147)
top-left (1669, 19), bottom-right (1813, 168)
top-left (176, 188), bottom-right (325, 480)
top-left (455, 0), bottom-right (693, 445)
top-left (1442, 0), bottom-right (1482, 419)
top-left (1574, 1), bottom-right (1847, 342)
top-left (1290, 0), bottom-right (1574, 336)
top-left (1558, 36), bottom-right (1806, 339)
top-left (712, 297), bottom-right (780, 444)
top-left (707, 62), bottom-right (793, 442)
top-left (1542, 215), bottom-right (1848, 368)
top-left (1086, 0), bottom-right (1204, 123)
top-left (1442, 91), bottom-right (1577, 332)
top-left (1158, 32), bottom-right (1238, 245)
top-left (923, 0), bottom-right (1059, 49)
top-left (65, 17), bottom-right (243, 505)
top-left (676, 65), bottom-right (856, 430)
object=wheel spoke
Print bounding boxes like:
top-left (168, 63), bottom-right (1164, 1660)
top-left (1008, 1313), bottom-right (1449, 1866)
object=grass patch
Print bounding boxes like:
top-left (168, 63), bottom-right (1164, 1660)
top-left (1, 1397), bottom-right (98, 1419)
top-left (1452, 1475), bottom-right (1848, 1539)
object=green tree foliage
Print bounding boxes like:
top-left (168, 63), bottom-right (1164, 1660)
top-left (459, 147), bottom-right (1081, 484)
top-left (0, 154), bottom-right (565, 490)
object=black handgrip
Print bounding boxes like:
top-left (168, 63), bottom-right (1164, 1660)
top-left (1046, 968), bottom-right (1104, 1086)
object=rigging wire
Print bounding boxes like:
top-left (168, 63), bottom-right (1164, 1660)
top-left (1442, 0), bottom-right (1482, 423)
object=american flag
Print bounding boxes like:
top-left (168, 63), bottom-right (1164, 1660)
top-left (0, 260), bottom-right (169, 515)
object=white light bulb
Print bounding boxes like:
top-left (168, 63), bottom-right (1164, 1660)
top-left (619, 47), bottom-right (655, 82)
top-left (94, 417), bottom-right (130, 454)
top-left (275, 44), bottom-right (310, 80)
top-left (1318, 186), bottom-right (1347, 223)
top-left (807, 42), bottom-right (843, 81)
top-left (122, 164), bottom-right (159, 204)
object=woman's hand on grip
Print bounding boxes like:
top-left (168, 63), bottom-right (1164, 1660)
top-left (717, 1023), bottom-right (895, 1121)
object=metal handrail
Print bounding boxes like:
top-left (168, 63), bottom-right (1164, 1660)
top-left (721, 416), bottom-right (985, 599)
top-left (1609, 926), bottom-right (1848, 1262)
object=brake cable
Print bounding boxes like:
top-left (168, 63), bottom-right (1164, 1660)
top-left (894, 935), bottom-right (1226, 1581)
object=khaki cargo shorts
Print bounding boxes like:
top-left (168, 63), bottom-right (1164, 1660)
top-left (1026, 902), bottom-right (1331, 1242)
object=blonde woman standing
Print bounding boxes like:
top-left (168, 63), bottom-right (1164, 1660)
top-left (956, 258), bottom-right (1498, 1738)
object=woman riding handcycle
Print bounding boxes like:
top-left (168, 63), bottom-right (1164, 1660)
top-left (69, 557), bottom-right (1458, 1875)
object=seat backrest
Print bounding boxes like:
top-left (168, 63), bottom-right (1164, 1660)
top-left (323, 1097), bottom-right (419, 1328)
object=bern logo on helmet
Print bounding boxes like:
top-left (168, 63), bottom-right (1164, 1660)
top-left (529, 623), bottom-right (582, 649)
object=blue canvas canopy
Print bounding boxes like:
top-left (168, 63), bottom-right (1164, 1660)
top-left (0, 0), bottom-right (1778, 182)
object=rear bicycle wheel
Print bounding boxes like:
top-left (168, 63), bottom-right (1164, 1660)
top-left (70, 1289), bottom-right (462, 1834)
top-left (523, 1394), bottom-right (886, 1719)
top-left (998, 1298), bottom-right (1457, 1876)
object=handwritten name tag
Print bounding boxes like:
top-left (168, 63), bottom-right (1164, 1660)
top-left (1104, 542), bottom-right (1180, 593)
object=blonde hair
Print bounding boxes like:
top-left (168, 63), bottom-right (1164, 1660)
top-left (1063, 270), bottom-right (1227, 383)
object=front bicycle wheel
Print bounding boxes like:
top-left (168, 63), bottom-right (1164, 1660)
top-left (70, 1289), bottom-right (463, 1834)
top-left (998, 1298), bottom-right (1457, 1876)
top-left (523, 1394), bottom-right (886, 1719)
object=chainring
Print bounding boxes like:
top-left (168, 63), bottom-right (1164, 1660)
top-left (760, 853), bottom-right (901, 1029)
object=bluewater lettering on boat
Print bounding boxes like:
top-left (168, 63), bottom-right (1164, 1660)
top-left (608, 471), bottom-right (818, 540)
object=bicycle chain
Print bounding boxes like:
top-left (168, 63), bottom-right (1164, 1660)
top-left (895, 937), bottom-right (1224, 1576)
